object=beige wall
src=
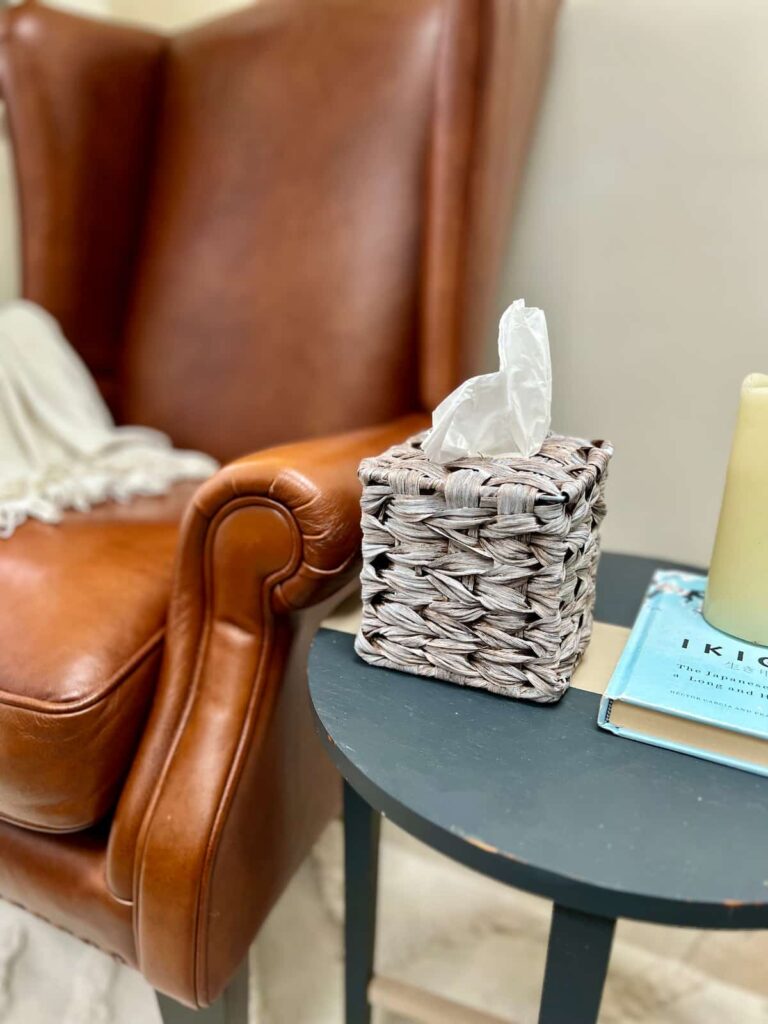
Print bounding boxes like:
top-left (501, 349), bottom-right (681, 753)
top-left (0, 104), bottom-right (18, 302)
top-left (1, 0), bottom-right (765, 568)
top-left (108, 0), bottom-right (245, 30)
top-left (5, 0), bottom-right (245, 28)
top-left (505, 0), bottom-right (768, 566)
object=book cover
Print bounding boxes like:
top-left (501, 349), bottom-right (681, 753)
top-left (597, 569), bottom-right (768, 776)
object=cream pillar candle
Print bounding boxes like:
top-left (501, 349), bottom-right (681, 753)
top-left (704, 374), bottom-right (768, 644)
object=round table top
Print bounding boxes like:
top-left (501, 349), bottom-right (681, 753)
top-left (309, 553), bottom-right (768, 928)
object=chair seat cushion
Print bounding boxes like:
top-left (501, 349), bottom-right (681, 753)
top-left (0, 485), bottom-right (196, 832)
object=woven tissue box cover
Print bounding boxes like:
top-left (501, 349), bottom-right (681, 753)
top-left (354, 433), bottom-right (613, 703)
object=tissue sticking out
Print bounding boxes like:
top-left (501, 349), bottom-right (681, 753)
top-left (422, 299), bottom-right (552, 464)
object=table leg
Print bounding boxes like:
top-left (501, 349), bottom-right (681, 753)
top-left (344, 780), bottom-right (381, 1024)
top-left (538, 904), bottom-right (615, 1024)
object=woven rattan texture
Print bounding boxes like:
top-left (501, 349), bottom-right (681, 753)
top-left (355, 434), bottom-right (613, 702)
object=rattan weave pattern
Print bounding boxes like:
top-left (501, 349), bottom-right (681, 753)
top-left (355, 433), bottom-right (613, 702)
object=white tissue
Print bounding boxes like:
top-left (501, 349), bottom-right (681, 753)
top-left (422, 299), bottom-right (552, 464)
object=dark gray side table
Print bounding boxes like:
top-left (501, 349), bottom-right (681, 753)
top-left (308, 553), bottom-right (768, 1024)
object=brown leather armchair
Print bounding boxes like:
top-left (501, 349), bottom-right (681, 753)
top-left (0, 0), bottom-right (559, 1017)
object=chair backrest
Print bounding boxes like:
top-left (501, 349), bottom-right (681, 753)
top-left (0, 0), bottom-right (560, 462)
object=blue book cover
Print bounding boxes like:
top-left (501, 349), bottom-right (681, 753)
top-left (597, 570), bottom-right (768, 776)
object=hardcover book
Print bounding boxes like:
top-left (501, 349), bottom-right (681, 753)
top-left (597, 570), bottom-right (768, 776)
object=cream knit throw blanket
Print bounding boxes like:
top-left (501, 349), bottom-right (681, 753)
top-left (0, 300), bottom-right (218, 538)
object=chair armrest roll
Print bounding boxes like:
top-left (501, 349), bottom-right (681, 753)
top-left (107, 414), bottom-right (426, 1006)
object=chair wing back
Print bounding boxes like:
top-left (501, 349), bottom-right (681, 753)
top-left (1, 0), bottom-right (559, 462)
top-left (0, 3), bottom-right (163, 410)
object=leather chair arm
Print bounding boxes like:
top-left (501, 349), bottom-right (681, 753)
top-left (107, 414), bottom-right (426, 1006)
top-left (194, 412), bottom-right (427, 613)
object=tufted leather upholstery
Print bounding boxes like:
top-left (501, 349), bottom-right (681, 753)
top-left (0, 0), bottom-right (559, 1006)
